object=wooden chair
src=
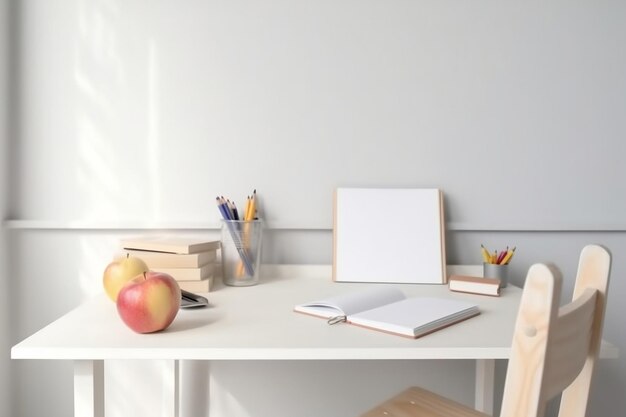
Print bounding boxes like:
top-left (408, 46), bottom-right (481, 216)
top-left (360, 244), bottom-right (611, 417)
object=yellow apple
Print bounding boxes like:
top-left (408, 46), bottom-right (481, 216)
top-left (103, 254), bottom-right (149, 301)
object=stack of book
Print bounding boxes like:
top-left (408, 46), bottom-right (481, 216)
top-left (119, 237), bottom-right (220, 293)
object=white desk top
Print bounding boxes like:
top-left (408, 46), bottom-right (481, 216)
top-left (11, 266), bottom-right (619, 361)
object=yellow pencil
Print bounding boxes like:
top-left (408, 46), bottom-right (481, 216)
top-left (238, 190), bottom-right (257, 276)
top-left (247, 189), bottom-right (257, 221)
top-left (480, 244), bottom-right (491, 263)
top-left (244, 196), bottom-right (251, 221)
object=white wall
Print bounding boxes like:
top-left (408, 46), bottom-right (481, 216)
top-left (12, 0), bottom-right (626, 230)
top-left (7, 0), bottom-right (626, 416)
top-left (0, 0), bottom-right (11, 416)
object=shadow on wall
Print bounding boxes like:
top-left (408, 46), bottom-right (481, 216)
top-left (74, 0), bottom-right (163, 215)
top-left (73, 0), bottom-right (168, 295)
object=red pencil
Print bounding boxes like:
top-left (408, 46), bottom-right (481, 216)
top-left (496, 248), bottom-right (508, 264)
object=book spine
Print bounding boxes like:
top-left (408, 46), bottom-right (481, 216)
top-left (448, 285), bottom-right (500, 297)
top-left (121, 241), bottom-right (220, 255)
top-left (121, 250), bottom-right (217, 268)
top-left (151, 264), bottom-right (215, 281)
top-left (177, 277), bottom-right (214, 293)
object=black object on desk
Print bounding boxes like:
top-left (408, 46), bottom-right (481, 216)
top-left (181, 289), bottom-right (209, 308)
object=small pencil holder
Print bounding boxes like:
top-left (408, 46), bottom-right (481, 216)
top-left (483, 263), bottom-right (509, 288)
top-left (221, 219), bottom-right (263, 286)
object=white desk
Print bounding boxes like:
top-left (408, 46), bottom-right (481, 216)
top-left (11, 265), bottom-right (619, 417)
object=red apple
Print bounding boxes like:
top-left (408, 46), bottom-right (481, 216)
top-left (116, 271), bottom-right (181, 333)
top-left (103, 254), bottom-right (149, 302)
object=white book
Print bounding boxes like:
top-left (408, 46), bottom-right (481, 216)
top-left (177, 277), bottom-right (215, 293)
top-left (294, 287), bottom-right (479, 339)
top-left (121, 237), bottom-right (220, 254)
top-left (151, 264), bottom-right (215, 281)
top-left (448, 275), bottom-right (501, 297)
top-left (118, 249), bottom-right (217, 268)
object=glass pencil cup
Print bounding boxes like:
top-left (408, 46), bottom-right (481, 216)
top-left (220, 219), bottom-right (263, 286)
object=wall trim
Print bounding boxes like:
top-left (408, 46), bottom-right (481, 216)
top-left (4, 219), bottom-right (626, 232)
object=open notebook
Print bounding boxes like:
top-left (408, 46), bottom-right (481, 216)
top-left (294, 287), bottom-right (479, 339)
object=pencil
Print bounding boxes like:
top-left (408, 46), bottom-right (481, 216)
top-left (247, 189), bottom-right (257, 221)
top-left (499, 247), bottom-right (516, 265)
top-left (239, 189), bottom-right (257, 276)
top-left (495, 247), bottom-right (508, 264)
top-left (244, 196), bottom-right (251, 221)
top-left (216, 196), bottom-right (231, 220)
top-left (216, 196), bottom-right (255, 275)
top-left (480, 244), bottom-right (491, 263)
top-left (232, 201), bottom-right (240, 220)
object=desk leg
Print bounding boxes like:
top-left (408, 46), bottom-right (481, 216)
top-left (161, 360), bottom-right (180, 417)
top-left (179, 360), bottom-right (210, 416)
top-left (74, 360), bottom-right (104, 417)
top-left (475, 359), bottom-right (495, 414)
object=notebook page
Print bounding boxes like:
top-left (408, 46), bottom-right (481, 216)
top-left (348, 297), bottom-right (478, 337)
top-left (294, 287), bottom-right (405, 318)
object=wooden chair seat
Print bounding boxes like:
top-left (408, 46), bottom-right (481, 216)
top-left (361, 387), bottom-right (488, 417)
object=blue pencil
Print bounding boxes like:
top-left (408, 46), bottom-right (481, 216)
top-left (216, 197), bottom-right (231, 220)
top-left (215, 197), bottom-right (255, 275)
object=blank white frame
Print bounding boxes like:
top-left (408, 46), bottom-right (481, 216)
top-left (333, 188), bottom-right (446, 284)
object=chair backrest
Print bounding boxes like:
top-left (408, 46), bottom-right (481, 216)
top-left (500, 245), bottom-right (611, 417)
